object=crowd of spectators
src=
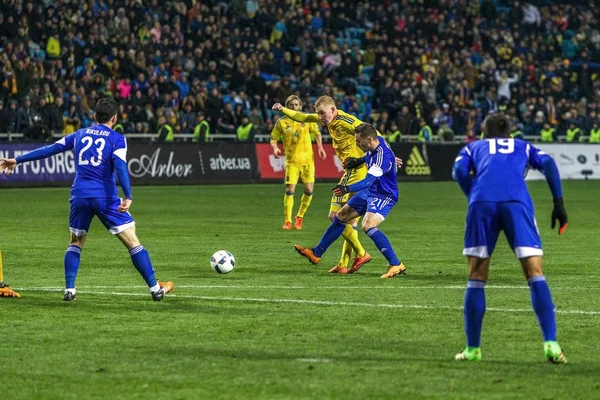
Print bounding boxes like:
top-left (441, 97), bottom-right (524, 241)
top-left (0, 0), bottom-right (599, 143)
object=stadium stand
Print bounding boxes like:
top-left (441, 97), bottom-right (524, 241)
top-left (0, 0), bottom-right (598, 143)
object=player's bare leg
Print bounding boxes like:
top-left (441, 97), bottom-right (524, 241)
top-left (520, 256), bottom-right (566, 364)
top-left (295, 182), bottom-right (313, 230)
top-left (117, 225), bottom-right (173, 301)
top-left (455, 256), bottom-right (490, 361)
top-left (283, 184), bottom-right (296, 230)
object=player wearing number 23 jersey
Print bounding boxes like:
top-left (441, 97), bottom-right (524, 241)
top-left (0, 97), bottom-right (174, 302)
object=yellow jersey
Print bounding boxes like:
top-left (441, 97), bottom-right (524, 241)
top-left (281, 108), bottom-right (365, 163)
top-left (270, 116), bottom-right (319, 165)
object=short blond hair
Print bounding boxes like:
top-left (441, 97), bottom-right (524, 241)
top-left (285, 95), bottom-right (302, 108)
top-left (314, 95), bottom-right (336, 110)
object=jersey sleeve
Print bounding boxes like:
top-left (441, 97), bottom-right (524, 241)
top-left (270, 120), bottom-right (283, 143)
top-left (309, 122), bottom-right (320, 136)
top-left (337, 112), bottom-right (363, 135)
top-left (15, 134), bottom-right (75, 164)
top-left (526, 143), bottom-right (547, 171)
top-left (453, 145), bottom-right (474, 196)
top-left (112, 135), bottom-right (128, 163)
top-left (282, 108), bottom-right (320, 123)
top-left (527, 143), bottom-right (563, 199)
top-left (367, 148), bottom-right (393, 178)
top-left (56, 133), bottom-right (76, 151)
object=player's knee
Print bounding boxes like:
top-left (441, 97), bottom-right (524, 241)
top-left (328, 212), bottom-right (336, 222)
top-left (69, 233), bottom-right (86, 248)
top-left (361, 221), bottom-right (376, 232)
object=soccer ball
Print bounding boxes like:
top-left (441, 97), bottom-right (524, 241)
top-left (210, 250), bottom-right (235, 274)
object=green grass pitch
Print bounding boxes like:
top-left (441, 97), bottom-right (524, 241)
top-left (1, 181), bottom-right (599, 399)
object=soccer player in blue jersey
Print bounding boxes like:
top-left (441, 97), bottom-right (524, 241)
top-left (294, 123), bottom-right (406, 278)
top-left (0, 98), bottom-right (174, 302)
top-left (453, 113), bottom-right (568, 363)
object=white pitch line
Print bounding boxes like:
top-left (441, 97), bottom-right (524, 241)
top-left (296, 358), bottom-right (332, 363)
top-left (14, 284), bottom-right (599, 291)
top-left (13, 288), bottom-right (600, 316)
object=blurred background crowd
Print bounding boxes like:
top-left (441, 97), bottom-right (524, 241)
top-left (0, 0), bottom-right (599, 143)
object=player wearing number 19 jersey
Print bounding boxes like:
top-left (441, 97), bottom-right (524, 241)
top-left (452, 113), bottom-right (568, 364)
top-left (0, 98), bottom-right (174, 302)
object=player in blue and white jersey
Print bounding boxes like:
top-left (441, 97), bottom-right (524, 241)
top-left (0, 98), bottom-right (174, 302)
top-left (294, 123), bottom-right (406, 278)
top-left (453, 113), bottom-right (568, 363)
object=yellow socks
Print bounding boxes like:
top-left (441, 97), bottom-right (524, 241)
top-left (296, 193), bottom-right (313, 218)
top-left (341, 224), bottom-right (366, 258)
top-left (284, 193), bottom-right (294, 223)
top-left (339, 239), bottom-right (353, 267)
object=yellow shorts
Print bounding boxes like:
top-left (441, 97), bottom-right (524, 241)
top-left (285, 163), bottom-right (315, 185)
top-left (329, 164), bottom-right (368, 213)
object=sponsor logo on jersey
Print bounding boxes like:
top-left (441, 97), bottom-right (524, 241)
top-left (405, 146), bottom-right (431, 176)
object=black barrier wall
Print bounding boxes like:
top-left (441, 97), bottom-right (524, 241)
top-left (127, 143), bottom-right (260, 184)
top-left (390, 143), bottom-right (463, 181)
top-left (0, 142), bottom-right (464, 187)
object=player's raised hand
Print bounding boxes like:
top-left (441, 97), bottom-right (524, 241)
top-left (551, 198), bottom-right (568, 235)
top-left (118, 199), bottom-right (132, 213)
top-left (395, 157), bottom-right (403, 169)
top-left (318, 147), bottom-right (327, 160)
top-left (272, 103), bottom-right (283, 111)
top-left (273, 147), bottom-right (283, 158)
top-left (0, 158), bottom-right (17, 175)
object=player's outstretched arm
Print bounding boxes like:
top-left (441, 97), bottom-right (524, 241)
top-left (343, 156), bottom-right (366, 169)
top-left (528, 146), bottom-right (567, 234)
top-left (272, 103), bottom-right (320, 123)
top-left (1, 136), bottom-right (74, 176)
top-left (114, 158), bottom-right (133, 211)
top-left (0, 158), bottom-right (17, 175)
top-left (333, 173), bottom-right (377, 197)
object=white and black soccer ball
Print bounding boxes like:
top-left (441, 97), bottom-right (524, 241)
top-left (210, 250), bottom-right (235, 274)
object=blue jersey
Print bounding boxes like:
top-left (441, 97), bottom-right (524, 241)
top-left (363, 136), bottom-right (398, 201)
top-left (55, 125), bottom-right (128, 199)
top-left (454, 138), bottom-right (550, 208)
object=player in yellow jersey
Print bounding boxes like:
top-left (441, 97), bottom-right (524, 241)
top-left (272, 95), bottom-right (372, 274)
top-left (271, 95), bottom-right (327, 230)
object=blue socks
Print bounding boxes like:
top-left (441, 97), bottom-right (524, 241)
top-left (129, 245), bottom-right (158, 288)
top-left (529, 276), bottom-right (557, 341)
top-left (313, 217), bottom-right (348, 257)
top-left (365, 227), bottom-right (399, 265)
top-left (464, 279), bottom-right (486, 348)
top-left (462, 276), bottom-right (557, 348)
top-left (64, 245), bottom-right (82, 289)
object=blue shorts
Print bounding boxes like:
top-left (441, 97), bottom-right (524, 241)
top-left (346, 191), bottom-right (396, 221)
top-left (69, 197), bottom-right (135, 236)
top-left (463, 201), bottom-right (543, 259)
